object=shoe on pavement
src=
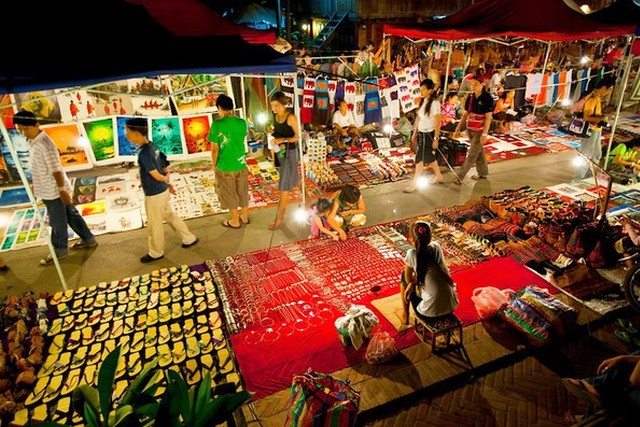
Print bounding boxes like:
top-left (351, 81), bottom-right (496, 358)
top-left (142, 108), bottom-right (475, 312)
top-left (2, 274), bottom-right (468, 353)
top-left (71, 239), bottom-right (98, 250)
top-left (181, 238), bottom-right (199, 249)
top-left (40, 253), bottom-right (68, 266)
top-left (140, 254), bottom-right (164, 264)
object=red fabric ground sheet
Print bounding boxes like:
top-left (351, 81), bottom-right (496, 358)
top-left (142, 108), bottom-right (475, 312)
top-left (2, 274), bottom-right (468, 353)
top-left (230, 256), bottom-right (557, 398)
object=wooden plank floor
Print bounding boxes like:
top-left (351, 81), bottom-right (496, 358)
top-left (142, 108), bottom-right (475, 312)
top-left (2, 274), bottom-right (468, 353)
top-left (360, 357), bottom-right (589, 427)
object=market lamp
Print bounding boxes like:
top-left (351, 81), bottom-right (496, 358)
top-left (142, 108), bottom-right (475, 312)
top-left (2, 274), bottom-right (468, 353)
top-left (580, 56), bottom-right (591, 65)
top-left (561, 99), bottom-right (572, 107)
top-left (294, 205), bottom-right (308, 224)
top-left (572, 156), bottom-right (587, 168)
top-left (416, 175), bottom-right (429, 190)
top-left (383, 124), bottom-right (394, 135)
top-left (257, 113), bottom-right (268, 125)
top-left (0, 213), bottom-right (9, 228)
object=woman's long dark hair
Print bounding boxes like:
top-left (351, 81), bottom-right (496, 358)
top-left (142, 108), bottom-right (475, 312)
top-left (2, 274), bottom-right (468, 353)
top-left (420, 78), bottom-right (438, 117)
top-left (412, 221), bottom-right (435, 285)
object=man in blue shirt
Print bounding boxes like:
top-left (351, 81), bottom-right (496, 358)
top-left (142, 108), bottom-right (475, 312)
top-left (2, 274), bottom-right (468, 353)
top-left (125, 118), bottom-right (198, 263)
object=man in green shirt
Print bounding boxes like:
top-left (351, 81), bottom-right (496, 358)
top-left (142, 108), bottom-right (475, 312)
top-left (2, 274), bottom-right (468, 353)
top-left (209, 95), bottom-right (249, 228)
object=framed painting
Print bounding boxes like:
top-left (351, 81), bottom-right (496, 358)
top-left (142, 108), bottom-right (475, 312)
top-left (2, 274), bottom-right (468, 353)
top-left (41, 123), bottom-right (92, 171)
top-left (151, 117), bottom-right (186, 159)
top-left (82, 117), bottom-right (118, 165)
top-left (181, 115), bottom-right (211, 156)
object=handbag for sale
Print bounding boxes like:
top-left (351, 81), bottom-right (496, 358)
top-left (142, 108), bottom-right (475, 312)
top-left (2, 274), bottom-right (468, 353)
top-left (567, 116), bottom-right (591, 137)
top-left (285, 369), bottom-right (360, 427)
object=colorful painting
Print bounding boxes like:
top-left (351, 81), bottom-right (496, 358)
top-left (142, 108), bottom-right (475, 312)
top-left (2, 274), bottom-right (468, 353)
top-left (0, 129), bottom-right (31, 181)
top-left (13, 90), bottom-right (61, 124)
top-left (151, 117), bottom-right (185, 158)
top-left (1, 95), bottom-right (14, 129)
top-left (0, 207), bottom-right (47, 252)
top-left (170, 75), bottom-right (230, 115)
top-left (0, 187), bottom-right (30, 208)
top-left (116, 116), bottom-right (141, 159)
top-left (78, 199), bottom-right (107, 217)
top-left (73, 176), bottom-right (97, 205)
top-left (56, 90), bottom-right (97, 122)
top-left (131, 97), bottom-right (171, 117)
top-left (106, 209), bottom-right (142, 233)
top-left (41, 123), bottom-right (91, 171)
top-left (182, 115), bottom-right (211, 155)
top-left (82, 118), bottom-right (116, 164)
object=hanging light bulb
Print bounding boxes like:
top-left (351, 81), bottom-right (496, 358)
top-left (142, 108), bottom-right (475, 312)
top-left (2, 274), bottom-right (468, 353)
top-left (561, 99), bottom-right (572, 107)
top-left (383, 124), bottom-right (394, 134)
top-left (580, 56), bottom-right (591, 65)
top-left (416, 175), bottom-right (429, 189)
top-left (580, 4), bottom-right (591, 14)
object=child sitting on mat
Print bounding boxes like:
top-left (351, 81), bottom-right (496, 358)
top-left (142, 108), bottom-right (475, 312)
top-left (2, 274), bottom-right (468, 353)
top-left (328, 184), bottom-right (367, 241)
top-left (309, 198), bottom-right (339, 241)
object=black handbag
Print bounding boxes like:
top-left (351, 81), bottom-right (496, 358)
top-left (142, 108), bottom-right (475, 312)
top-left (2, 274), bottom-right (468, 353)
top-left (567, 115), bottom-right (591, 137)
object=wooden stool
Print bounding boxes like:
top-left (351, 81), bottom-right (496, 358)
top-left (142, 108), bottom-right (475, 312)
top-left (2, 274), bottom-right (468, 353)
top-left (414, 313), bottom-right (463, 354)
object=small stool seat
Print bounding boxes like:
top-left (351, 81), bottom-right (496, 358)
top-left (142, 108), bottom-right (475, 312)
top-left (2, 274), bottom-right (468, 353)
top-left (414, 312), bottom-right (463, 354)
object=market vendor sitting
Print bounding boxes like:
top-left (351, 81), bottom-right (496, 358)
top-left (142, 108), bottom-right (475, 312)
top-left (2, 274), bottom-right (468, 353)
top-left (328, 184), bottom-right (367, 241)
top-left (608, 138), bottom-right (640, 176)
top-left (332, 99), bottom-right (359, 150)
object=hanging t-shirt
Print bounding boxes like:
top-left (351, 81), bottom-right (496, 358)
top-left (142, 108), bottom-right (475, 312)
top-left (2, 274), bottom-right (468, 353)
top-left (379, 75), bottom-right (400, 120)
top-left (313, 77), bottom-right (330, 126)
top-left (363, 78), bottom-right (382, 125)
top-left (343, 82), bottom-right (357, 116)
top-left (327, 80), bottom-right (338, 112)
top-left (280, 76), bottom-right (296, 106)
top-left (301, 77), bottom-right (315, 125)
top-left (535, 73), bottom-right (549, 107)
top-left (525, 73), bottom-right (543, 99)
top-left (335, 80), bottom-right (346, 106)
top-left (354, 83), bottom-right (366, 127)
top-left (548, 72), bottom-right (559, 106)
top-left (296, 74), bottom-right (305, 114)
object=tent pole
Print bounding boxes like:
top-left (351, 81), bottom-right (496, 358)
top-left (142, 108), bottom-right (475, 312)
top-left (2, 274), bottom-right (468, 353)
top-left (532, 41), bottom-right (552, 117)
top-left (603, 35), bottom-right (636, 171)
top-left (442, 41), bottom-right (453, 102)
top-left (0, 121), bottom-right (68, 290)
top-left (292, 77), bottom-right (306, 209)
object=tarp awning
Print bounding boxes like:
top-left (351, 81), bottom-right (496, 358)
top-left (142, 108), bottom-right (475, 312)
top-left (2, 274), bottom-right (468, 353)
top-left (0, 0), bottom-right (293, 94)
top-left (383, 0), bottom-right (636, 41)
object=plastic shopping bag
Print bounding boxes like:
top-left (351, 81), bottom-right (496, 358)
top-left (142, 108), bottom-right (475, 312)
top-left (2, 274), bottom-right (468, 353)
top-left (365, 331), bottom-right (398, 364)
top-left (471, 286), bottom-right (514, 319)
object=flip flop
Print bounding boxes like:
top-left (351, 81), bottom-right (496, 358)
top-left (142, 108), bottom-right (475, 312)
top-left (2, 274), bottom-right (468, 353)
top-left (431, 180), bottom-right (445, 185)
top-left (268, 219), bottom-right (285, 230)
top-left (562, 378), bottom-right (601, 405)
top-left (240, 217), bottom-right (251, 225)
top-left (183, 359), bottom-right (201, 386)
top-left (222, 220), bottom-right (241, 229)
top-left (471, 174), bottom-right (487, 180)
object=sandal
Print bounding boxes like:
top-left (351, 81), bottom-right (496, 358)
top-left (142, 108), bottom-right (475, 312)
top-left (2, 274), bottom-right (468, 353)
top-left (186, 336), bottom-right (200, 358)
top-left (170, 288), bottom-right (182, 302)
top-left (83, 364), bottom-right (97, 386)
top-left (158, 344), bottom-right (172, 368)
top-left (118, 335), bottom-right (131, 356)
top-left (87, 343), bottom-right (102, 365)
top-left (172, 342), bottom-right (186, 364)
top-left (61, 369), bottom-right (81, 396)
top-left (158, 325), bottom-right (171, 345)
top-left (49, 335), bottom-right (65, 354)
top-left (268, 219), bottom-right (285, 230)
top-left (127, 352), bottom-right (142, 377)
top-left (75, 313), bottom-right (88, 329)
top-left (222, 219), bottom-right (241, 229)
top-left (209, 311), bottom-right (222, 330)
top-left (145, 327), bottom-right (158, 347)
top-left (183, 319), bottom-right (196, 338)
top-left (110, 319), bottom-right (124, 339)
top-left (183, 359), bottom-right (201, 386)
top-left (42, 374), bottom-right (64, 404)
top-left (82, 326), bottom-right (95, 346)
top-left (159, 306), bottom-right (171, 323)
top-left (61, 315), bottom-right (75, 333)
top-left (112, 380), bottom-right (128, 403)
top-left (171, 303), bottom-right (182, 320)
top-left (199, 333), bottom-right (213, 354)
top-left (195, 296), bottom-right (207, 313)
top-left (182, 287), bottom-right (194, 300)
top-left (130, 332), bottom-right (145, 353)
top-left (39, 354), bottom-right (58, 378)
top-left (71, 347), bottom-right (87, 369)
top-left (25, 377), bottom-right (48, 406)
top-left (170, 323), bottom-right (183, 342)
top-left (182, 300), bottom-right (194, 317)
top-left (471, 174), bottom-right (487, 180)
top-left (67, 330), bottom-right (81, 351)
top-left (207, 293), bottom-right (219, 310)
top-left (123, 317), bottom-right (135, 335)
top-left (95, 323), bottom-right (110, 342)
top-left (196, 315), bottom-right (209, 335)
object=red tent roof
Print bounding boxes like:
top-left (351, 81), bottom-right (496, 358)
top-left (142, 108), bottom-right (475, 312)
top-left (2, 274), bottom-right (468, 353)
top-left (384, 0), bottom-right (635, 41)
top-left (133, 0), bottom-right (276, 44)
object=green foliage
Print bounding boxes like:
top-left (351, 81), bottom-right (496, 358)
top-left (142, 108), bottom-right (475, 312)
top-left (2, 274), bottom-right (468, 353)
top-left (155, 371), bottom-right (252, 427)
top-left (45, 346), bottom-right (251, 427)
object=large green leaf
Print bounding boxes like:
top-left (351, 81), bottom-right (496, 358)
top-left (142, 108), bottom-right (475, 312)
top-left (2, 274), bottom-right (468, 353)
top-left (37, 423), bottom-right (72, 427)
top-left (108, 404), bottom-right (134, 427)
top-left (84, 401), bottom-right (101, 427)
top-left (72, 384), bottom-right (101, 420)
top-left (121, 358), bottom-right (159, 406)
top-left (135, 401), bottom-right (160, 420)
top-left (207, 392), bottom-right (253, 427)
top-left (194, 373), bottom-right (212, 419)
top-left (167, 369), bottom-right (190, 423)
top-left (97, 347), bottom-right (121, 419)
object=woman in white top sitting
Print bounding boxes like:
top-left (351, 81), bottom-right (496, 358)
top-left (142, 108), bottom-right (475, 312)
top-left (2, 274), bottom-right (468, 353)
top-left (405, 78), bottom-right (443, 192)
top-left (332, 99), bottom-right (359, 149)
top-left (401, 220), bottom-right (458, 326)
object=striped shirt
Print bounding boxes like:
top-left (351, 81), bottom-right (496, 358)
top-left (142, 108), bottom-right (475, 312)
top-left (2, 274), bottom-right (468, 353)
top-left (29, 131), bottom-right (72, 200)
top-left (465, 92), bottom-right (494, 132)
